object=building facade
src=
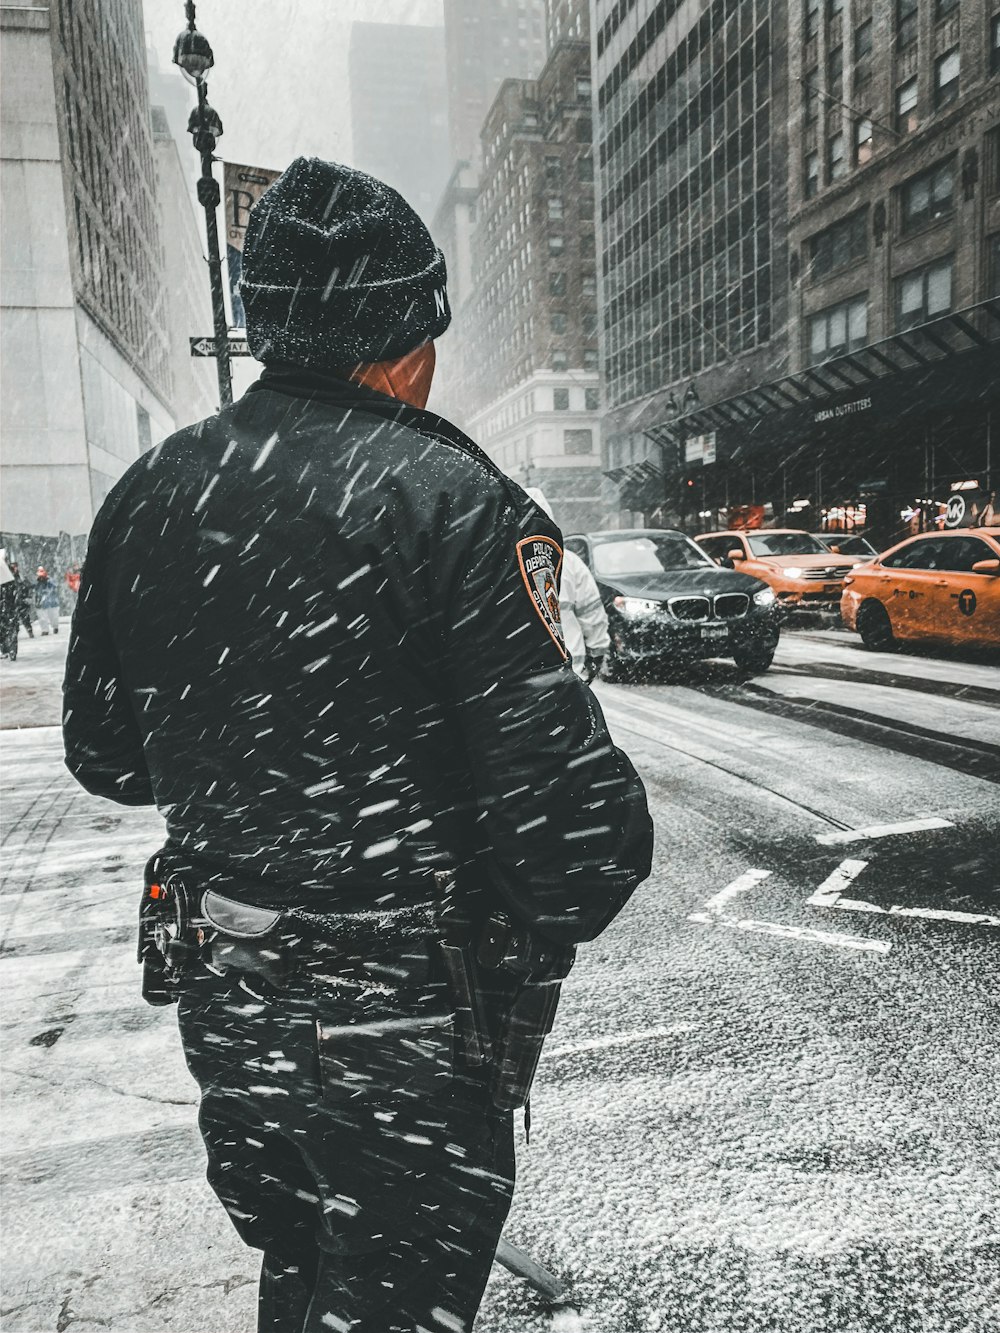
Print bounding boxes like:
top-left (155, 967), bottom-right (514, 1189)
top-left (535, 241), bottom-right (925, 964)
top-left (463, 10), bottom-right (604, 532)
top-left (596, 0), bottom-right (999, 544)
top-left (442, 0), bottom-right (548, 170)
top-left (594, 0), bottom-right (792, 528)
top-left (1, 0), bottom-right (176, 555)
top-left (348, 22), bottom-right (450, 226)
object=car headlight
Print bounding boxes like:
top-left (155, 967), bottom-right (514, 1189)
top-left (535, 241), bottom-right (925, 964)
top-left (783, 567), bottom-right (805, 579)
top-left (753, 587), bottom-right (776, 607)
top-left (613, 596), bottom-right (660, 618)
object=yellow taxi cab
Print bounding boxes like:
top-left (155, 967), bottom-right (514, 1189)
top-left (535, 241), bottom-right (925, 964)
top-left (841, 527), bottom-right (1000, 650)
top-left (695, 529), bottom-right (866, 610)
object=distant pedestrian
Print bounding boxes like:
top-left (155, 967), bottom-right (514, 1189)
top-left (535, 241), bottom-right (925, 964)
top-left (34, 567), bottom-right (60, 635)
top-left (0, 552), bottom-right (18, 660)
top-left (65, 563), bottom-right (82, 603)
top-left (8, 562), bottom-right (34, 637)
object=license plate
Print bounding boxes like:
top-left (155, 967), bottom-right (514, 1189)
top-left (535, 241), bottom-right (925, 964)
top-left (701, 626), bottom-right (728, 640)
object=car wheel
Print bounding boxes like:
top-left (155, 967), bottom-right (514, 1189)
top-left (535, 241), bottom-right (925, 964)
top-left (732, 642), bottom-right (775, 674)
top-left (856, 601), bottom-right (895, 652)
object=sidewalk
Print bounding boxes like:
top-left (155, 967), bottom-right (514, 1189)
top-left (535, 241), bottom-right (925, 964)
top-left (1, 636), bottom-right (260, 1331)
top-left (0, 622), bottom-right (68, 729)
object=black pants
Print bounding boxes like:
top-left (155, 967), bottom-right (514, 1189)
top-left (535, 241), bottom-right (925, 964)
top-left (177, 963), bottom-right (515, 1333)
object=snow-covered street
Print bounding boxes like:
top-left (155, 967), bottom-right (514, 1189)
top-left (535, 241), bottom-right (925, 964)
top-left (2, 629), bottom-right (999, 1332)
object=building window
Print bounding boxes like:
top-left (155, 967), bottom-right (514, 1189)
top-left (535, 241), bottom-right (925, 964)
top-left (551, 311), bottom-right (568, 334)
top-left (934, 48), bottom-right (960, 108)
top-left (900, 159), bottom-right (954, 233)
top-left (805, 0), bottom-right (820, 40)
top-left (827, 44), bottom-right (843, 100)
top-left (582, 274), bottom-right (597, 297)
top-left (805, 150), bottom-right (820, 198)
top-left (895, 256), bottom-right (953, 329)
top-left (897, 0), bottom-right (918, 48)
top-left (585, 387), bottom-right (600, 411)
top-left (549, 271), bottom-right (567, 297)
top-left (548, 236), bottom-right (564, 255)
top-left (827, 0), bottom-right (844, 16)
top-left (583, 349), bottom-right (599, 370)
top-left (523, 111), bottom-right (539, 129)
top-left (808, 294), bottom-right (868, 360)
top-left (804, 66), bottom-right (820, 122)
top-left (855, 117), bottom-right (874, 165)
top-left (993, 15), bottom-right (1000, 74)
top-left (828, 132), bottom-right (846, 181)
top-left (553, 387), bottom-right (570, 409)
top-left (575, 76), bottom-right (591, 99)
top-left (808, 209), bottom-right (867, 279)
top-left (935, 0), bottom-right (959, 17)
top-left (577, 156), bottom-right (594, 182)
top-left (896, 77), bottom-right (918, 134)
top-left (583, 311), bottom-right (598, 337)
top-left (854, 19), bottom-right (873, 59)
top-left (544, 156), bottom-right (561, 185)
top-left (552, 350), bottom-right (568, 370)
top-left (547, 197), bottom-right (564, 219)
top-left (564, 429), bottom-right (593, 454)
top-left (576, 118), bottom-right (592, 142)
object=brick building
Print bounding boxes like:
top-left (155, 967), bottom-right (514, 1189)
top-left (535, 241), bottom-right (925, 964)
top-left (463, 0), bottom-right (604, 532)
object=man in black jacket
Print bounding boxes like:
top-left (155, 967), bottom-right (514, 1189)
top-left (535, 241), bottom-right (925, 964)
top-left (63, 158), bottom-right (652, 1333)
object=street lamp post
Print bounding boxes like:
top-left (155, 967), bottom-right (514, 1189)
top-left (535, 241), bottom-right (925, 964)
top-left (173, 0), bottom-right (232, 408)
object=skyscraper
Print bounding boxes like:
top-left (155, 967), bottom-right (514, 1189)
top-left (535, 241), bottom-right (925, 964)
top-left (594, 0), bottom-right (791, 525)
top-left (462, 4), bottom-right (603, 532)
top-left (442, 0), bottom-right (548, 170)
top-left (349, 22), bottom-right (449, 225)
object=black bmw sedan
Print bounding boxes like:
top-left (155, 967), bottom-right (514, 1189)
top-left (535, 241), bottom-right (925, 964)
top-left (564, 529), bottom-right (781, 679)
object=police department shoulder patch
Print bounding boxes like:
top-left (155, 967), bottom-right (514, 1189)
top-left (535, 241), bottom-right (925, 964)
top-left (516, 535), bottom-right (568, 659)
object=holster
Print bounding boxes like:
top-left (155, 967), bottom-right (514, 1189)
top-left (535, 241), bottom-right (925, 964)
top-left (478, 912), bottom-right (576, 1112)
top-left (138, 854), bottom-right (199, 1006)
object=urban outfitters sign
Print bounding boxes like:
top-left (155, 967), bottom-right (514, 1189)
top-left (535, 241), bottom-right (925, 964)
top-left (224, 162), bottom-right (282, 328)
top-left (814, 395), bottom-right (873, 424)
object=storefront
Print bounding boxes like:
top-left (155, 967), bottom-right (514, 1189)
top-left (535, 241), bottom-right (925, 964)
top-left (632, 299), bottom-right (1000, 548)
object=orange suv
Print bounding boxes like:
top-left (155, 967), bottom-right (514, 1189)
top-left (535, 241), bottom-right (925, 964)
top-left (841, 527), bottom-right (1000, 650)
top-left (696, 529), bottom-right (866, 611)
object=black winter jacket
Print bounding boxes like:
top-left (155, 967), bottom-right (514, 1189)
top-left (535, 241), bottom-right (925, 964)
top-left (63, 368), bottom-right (652, 944)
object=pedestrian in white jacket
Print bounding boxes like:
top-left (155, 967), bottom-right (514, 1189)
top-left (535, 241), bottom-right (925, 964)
top-left (525, 490), bottom-right (609, 681)
top-left (561, 548), bottom-right (610, 681)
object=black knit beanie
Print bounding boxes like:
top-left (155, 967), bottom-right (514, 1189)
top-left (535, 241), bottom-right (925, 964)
top-left (240, 157), bottom-right (451, 369)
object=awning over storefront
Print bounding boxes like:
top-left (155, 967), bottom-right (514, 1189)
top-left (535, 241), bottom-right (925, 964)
top-left (644, 298), bottom-right (1000, 450)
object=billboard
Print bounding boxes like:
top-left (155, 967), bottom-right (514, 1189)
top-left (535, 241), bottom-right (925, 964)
top-left (224, 162), bottom-right (281, 328)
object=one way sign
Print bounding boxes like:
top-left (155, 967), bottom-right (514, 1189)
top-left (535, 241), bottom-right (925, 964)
top-left (190, 336), bottom-right (253, 357)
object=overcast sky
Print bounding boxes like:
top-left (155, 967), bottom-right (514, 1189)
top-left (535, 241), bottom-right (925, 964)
top-left (143, 0), bottom-right (442, 174)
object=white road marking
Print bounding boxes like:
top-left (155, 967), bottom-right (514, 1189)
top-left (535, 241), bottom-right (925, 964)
top-left (701, 868), bottom-right (771, 916)
top-left (546, 1023), bottom-right (695, 1060)
top-left (688, 911), bottom-right (891, 955)
top-left (834, 898), bottom-right (1000, 928)
top-left (807, 858), bottom-right (869, 906)
top-left (815, 817), bottom-right (954, 845)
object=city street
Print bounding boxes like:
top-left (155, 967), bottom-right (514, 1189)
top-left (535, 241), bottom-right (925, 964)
top-left (2, 628), bottom-right (998, 1332)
